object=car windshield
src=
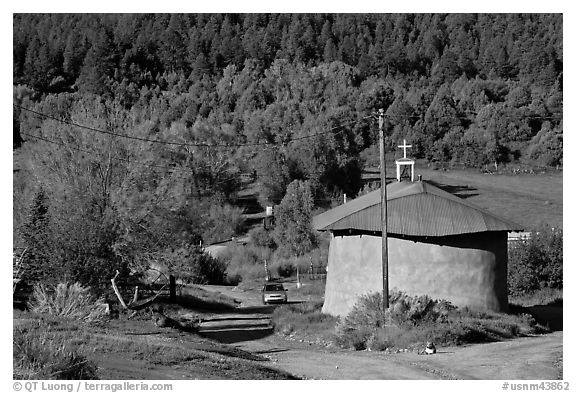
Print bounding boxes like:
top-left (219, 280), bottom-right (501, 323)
top-left (264, 284), bottom-right (284, 291)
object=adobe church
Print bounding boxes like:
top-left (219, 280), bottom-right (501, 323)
top-left (313, 141), bottom-right (521, 317)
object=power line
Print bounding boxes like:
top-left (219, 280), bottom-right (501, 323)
top-left (19, 131), bottom-right (354, 204)
top-left (20, 131), bottom-right (191, 173)
top-left (19, 131), bottom-right (250, 197)
top-left (18, 109), bottom-right (371, 186)
top-left (15, 104), bottom-right (371, 149)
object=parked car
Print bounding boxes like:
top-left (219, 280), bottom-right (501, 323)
top-left (261, 283), bottom-right (288, 304)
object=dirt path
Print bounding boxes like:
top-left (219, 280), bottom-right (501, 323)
top-left (233, 332), bottom-right (563, 380)
top-left (198, 284), bottom-right (563, 380)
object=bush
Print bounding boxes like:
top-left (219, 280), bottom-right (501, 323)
top-left (269, 257), bottom-right (297, 278)
top-left (508, 226), bottom-right (563, 296)
top-left (338, 291), bottom-right (456, 334)
top-left (28, 282), bottom-right (109, 322)
top-left (334, 290), bottom-right (543, 351)
top-left (269, 241), bottom-right (329, 279)
top-left (13, 319), bottom-right (98, 379)
top-left (219, 244), bottom-right (271, 282)
top-left (164, 244), bottom-right (227, 285)
top-left (249, 226), bottom-right (277, 249)
top-left (202, 203), bottom-right (246, 245)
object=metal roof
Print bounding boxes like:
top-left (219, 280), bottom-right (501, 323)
top-left (313, 180), bottom-right (522, 237)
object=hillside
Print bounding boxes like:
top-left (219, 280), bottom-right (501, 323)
top-left (12, 13), bottom-right (562, 294)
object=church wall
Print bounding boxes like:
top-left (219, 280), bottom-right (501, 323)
top-left (321, 232), bottom-right (508, 317)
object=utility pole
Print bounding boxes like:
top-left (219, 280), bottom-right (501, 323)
top-left (378, 109), bottom-right (389, 318)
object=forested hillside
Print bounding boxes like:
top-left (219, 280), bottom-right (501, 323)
top-left (13, 14), bottom-right (562, 290)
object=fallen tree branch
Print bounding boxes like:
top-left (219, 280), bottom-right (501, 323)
top-left (111, 269), bottom-right (169, 311)
top-left (111, 270), bottom-right (128, 309)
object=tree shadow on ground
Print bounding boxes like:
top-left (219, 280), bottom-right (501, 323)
top-left (167, 294), bottom-right (239, 313)
top-left (426, 180), bottom-right (479, 199)
top-left (509, 303), bottom-right (563, 332)
top-left (199, 327), bottom-right (275, 344)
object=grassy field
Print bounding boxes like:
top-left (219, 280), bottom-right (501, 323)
top-left (13, 310), bottom-right (298, 380)
top-left (416, 168), bottom-right (562, 230)
top-left (13, 288), bottom-right (298, 381)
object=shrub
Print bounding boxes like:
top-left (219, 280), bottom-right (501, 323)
top-left (164, 244), bottom-right (227, 285)
top-left (340, 292), bottom-right (386, 331)
top-left (13, 319), bottom-right (98, 379)
top-left (269, 257), bottom-right (297, 278)
top-left (219, 244), bottom-right (271, 282)
top-left (338, 291), bottom-right (456, 335)
top-left (269, 242), bottom-right (329, 279)
top-left (28, 282), bottom-right (109, 322)
top-left (202, 203), bottom-right (246, 245)
top-left (334, 290), bottom-right (543, 351)
top-left (249, 226), bottom-right (277, 249)
top-left (508, 226), bottom-right (563, 296)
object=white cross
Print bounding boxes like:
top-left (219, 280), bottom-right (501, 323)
top-left (398, 139), bottom-right (412, 159)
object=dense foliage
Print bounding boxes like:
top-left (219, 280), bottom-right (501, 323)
top-left (14, 14), bottom-right (563, 173)
top-left (13, 14), bottom-right (562, 291)
top-left (508, 226), bottom-right (563, 296)
top-left (161, 244), bottom-right (228, 285)
top-left (273, 180), bottom-right (317, 256)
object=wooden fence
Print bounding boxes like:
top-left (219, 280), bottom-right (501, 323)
top-left (306, 265), bottom-right (327, 281)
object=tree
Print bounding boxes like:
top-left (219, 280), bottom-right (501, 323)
top-left (19, 188), bottom-right (56, 285)
top-left (508, 226), bottom-right (562, 296)
top-left (161, 244), bottom-right (227, 285)
top-left (63, 29), bottom-right (89, 82)
top-left (255, 147), bottom-right (291, 205)
top-left (160, 14), bottom-right (189, 74)
top-left (77, 29), bottom-right (117, 96)
top-left (23, 37), bottom-right (54, 91)
top-left (15, 96), bottom-right (132, 293)
top-left (273, 180), bottom-right (317, 256)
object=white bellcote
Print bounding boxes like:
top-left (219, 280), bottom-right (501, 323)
top-left (395, 139), bottom-right (414, 182)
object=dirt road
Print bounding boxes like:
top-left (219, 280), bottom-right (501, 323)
top-left (198, 284), bottom-right (564, 380)
top-left (234, 332), bottom-right (563, 380)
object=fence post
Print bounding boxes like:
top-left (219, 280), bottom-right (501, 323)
top-left (296, 265), bottom-right (302, 288)
top-left (169, 275), bottom-right (176, 301)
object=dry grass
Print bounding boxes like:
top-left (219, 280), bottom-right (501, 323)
top-left (13, 316), bottom-right (98, 380)
top-left (272, 300), bottom-right (338, 341)
top-left (28, 282), bottom-right (109, 322)
top-left (510, 288), bottom-right (563, 307)
top-left (14, 311), bottom-right (298, 380)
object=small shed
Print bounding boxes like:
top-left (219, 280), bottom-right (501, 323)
top-left (313, 179), bottom-right (522, 317)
